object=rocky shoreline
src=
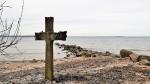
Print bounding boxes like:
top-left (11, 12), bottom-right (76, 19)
top-left (0, 43), bottom-right (149, 84)
top-left (55, 43), bottom-right (150, 63)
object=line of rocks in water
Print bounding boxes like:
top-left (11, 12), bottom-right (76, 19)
top-left (55, 43), bottom-right (150, 65)
top-left (55, 43), bottom-right (120, 58)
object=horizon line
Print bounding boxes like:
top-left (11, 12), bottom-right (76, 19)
top-left (2, 35), bottom-right (150, 37)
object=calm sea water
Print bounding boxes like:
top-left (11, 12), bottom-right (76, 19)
top-left (1, 36), bottom-right (150, 61)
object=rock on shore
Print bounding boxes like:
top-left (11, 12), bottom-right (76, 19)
top-left (120, 49), bottom-right (150, 63)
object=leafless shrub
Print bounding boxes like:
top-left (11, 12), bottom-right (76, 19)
top-left (0, 0), bottom-right (24, 55)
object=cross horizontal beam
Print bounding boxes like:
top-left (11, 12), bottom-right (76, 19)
top-left (35, 31), bottom-right (67, 40)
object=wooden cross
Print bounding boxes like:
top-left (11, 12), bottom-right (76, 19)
top-left (35, 17), bottom-right (67, 81)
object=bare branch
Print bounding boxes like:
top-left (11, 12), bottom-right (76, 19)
top-left (0, 0), bottom-right (24, 55)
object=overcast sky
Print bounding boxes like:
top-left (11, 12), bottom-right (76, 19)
top-left (2, 0), bottom-right (150, 36)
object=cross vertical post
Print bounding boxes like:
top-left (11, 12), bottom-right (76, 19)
top-left (45, 17), bottom-right (54, 80)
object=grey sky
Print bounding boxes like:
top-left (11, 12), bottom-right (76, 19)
top-left (2, 0), bottom-right (150, 36)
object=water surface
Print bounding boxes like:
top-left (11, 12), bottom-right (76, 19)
top-left (1, 36), bottom-right (150, 61)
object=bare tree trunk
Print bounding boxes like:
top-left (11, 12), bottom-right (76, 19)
top-left (0, 0), bottom-right (24, 55)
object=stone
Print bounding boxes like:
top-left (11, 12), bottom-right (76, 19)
top-left (66, 54), bottom-right (70, 57)
top-left (120, 49), bottom-right (133, 58)
top-left (144, 62), bottom-right (150, 66)
top-left (129, 53), bottom-right (139, 62)
top-left (139, 59), bottom-right (150, 66)
top-left (30, 59), bottom-right (38, 63)
top-left (137, 55), bottom-right (150, 61)
top-left (102, 51), bottom-right (111, 56)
